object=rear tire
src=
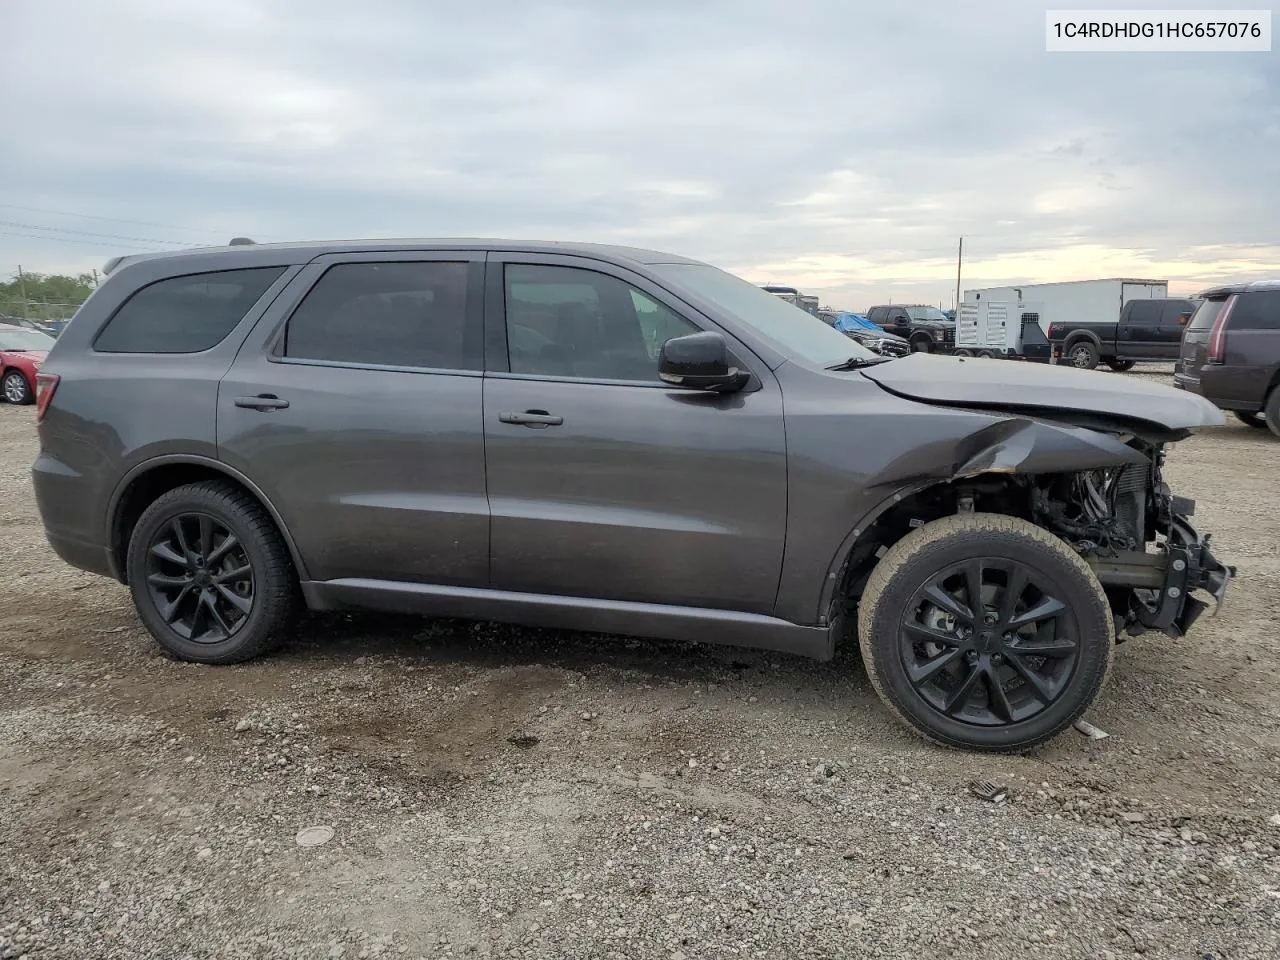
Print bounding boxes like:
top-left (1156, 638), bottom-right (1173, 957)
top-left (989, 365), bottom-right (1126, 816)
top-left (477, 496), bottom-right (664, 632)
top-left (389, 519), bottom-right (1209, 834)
top-left (976, 350), bottom-right (994, 359)
top-left (126, 481), bottom-right (298, 664)
top-left (1067, 340), bottom-right (1099, 370)
top-left (953, 349), bottom-right (973, 358)
top-left (2, 370), bottom-right (32, 405)
top-left (1265, 387), bottom-right (1280, 439)
top-left (1235, 410), bottom-right (1268, 429)
top-left (1106, 359), bottom-right (1136, 372)
top-left (857, 513), bottom-right (1114, 753)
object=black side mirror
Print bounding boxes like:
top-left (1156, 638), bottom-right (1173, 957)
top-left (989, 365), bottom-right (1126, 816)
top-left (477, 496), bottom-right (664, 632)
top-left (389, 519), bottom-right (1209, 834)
top-left (659, 332), bottom-right (749, 393)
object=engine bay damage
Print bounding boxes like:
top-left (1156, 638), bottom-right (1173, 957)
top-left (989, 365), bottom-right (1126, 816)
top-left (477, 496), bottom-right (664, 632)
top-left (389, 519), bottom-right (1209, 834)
top-left (844, 413), bottom-right (1235, 643)
top-left (1028, 447), bottom-right (1233, 638)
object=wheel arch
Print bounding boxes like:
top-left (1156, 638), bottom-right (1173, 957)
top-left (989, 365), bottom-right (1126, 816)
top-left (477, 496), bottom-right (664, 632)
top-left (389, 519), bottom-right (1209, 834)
top-left (1063, 330), bottom-right (1102, 349)
top-left (815, 420), bottom-right (1149, 628)
top-left (1266, 366), bottom-right (1280, 400)
top-left (2, 365), bottom-right (34, 391)
top-left (106, 455), bottom-right (309, 584)
top-left (817, 480), bottom-right (941, 624)
top-left (909, 331), bottom-right (934, 350)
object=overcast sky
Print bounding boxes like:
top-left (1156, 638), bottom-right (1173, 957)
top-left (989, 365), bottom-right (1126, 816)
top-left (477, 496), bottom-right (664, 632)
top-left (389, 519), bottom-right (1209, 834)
top-left (1, 0), bottom-right (1276, 309)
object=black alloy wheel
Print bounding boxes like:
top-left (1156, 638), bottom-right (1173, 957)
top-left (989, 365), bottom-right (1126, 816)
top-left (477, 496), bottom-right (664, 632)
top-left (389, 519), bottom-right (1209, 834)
top-left (857, 513), bottom-right (1113, 752)
top-left (145, 513), bottom-right (255, 643)
top-left (126, 480), bottom-right (297, 663)
top-left (899, 558), bottom-right (1076, 727)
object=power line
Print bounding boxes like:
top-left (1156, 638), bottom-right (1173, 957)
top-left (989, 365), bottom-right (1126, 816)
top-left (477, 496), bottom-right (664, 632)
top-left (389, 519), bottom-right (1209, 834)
top-left (0, 219), bottom-right (191, 247)
top-left (0, 202), bottom-right (231, 237)
top-left (0, 230), bottom-right (163, 251)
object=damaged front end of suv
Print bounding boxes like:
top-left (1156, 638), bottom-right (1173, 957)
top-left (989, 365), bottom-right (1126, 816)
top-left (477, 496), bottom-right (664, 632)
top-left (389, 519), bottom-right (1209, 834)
top-left (1030, 443), bottom-right (1233, 641)
top-left (850, 354), bottom-right (1235, 647)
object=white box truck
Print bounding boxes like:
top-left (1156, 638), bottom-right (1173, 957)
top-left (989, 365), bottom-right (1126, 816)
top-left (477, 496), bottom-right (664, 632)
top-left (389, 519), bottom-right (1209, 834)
top-left (963, 279), bottom-right (1167, 363)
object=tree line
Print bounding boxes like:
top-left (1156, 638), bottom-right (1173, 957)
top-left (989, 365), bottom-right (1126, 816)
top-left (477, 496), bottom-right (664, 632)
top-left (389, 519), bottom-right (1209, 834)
top-left (0, 272), bottom-right (97, 322)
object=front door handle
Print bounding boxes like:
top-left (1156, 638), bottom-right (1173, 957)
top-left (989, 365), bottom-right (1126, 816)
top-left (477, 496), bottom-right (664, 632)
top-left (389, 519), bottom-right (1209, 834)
top-left (234, 394), bottom-right (290, 411)
top-left (499, 410), bottom-right (563, 428)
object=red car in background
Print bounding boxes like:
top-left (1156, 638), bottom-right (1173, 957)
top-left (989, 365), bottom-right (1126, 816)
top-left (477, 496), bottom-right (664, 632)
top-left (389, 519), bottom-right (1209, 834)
top-left (0, 323), bottom-right (56, 405)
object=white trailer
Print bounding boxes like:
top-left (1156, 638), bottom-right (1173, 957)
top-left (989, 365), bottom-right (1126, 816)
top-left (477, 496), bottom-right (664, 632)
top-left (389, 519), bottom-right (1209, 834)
top-left (965, 279), bottom-right (1167, 334)
top-left (955, 290), bottom-right (1051, 360)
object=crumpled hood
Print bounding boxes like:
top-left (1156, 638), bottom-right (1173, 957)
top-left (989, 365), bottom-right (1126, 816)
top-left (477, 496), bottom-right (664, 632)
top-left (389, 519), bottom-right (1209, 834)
top-left (859, 353), bottom-right (1225, 431)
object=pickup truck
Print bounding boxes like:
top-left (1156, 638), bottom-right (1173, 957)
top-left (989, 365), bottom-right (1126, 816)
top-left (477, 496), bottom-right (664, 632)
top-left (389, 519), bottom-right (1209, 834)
top-left (1048, 297), bottom-right (1195, 370)
top-left (865, 304), bottom-right (956, 353)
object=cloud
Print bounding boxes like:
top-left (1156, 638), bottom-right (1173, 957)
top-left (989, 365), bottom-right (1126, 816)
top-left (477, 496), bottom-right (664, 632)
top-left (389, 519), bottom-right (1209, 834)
top-left (1, 0), bottom-right (1275, 307)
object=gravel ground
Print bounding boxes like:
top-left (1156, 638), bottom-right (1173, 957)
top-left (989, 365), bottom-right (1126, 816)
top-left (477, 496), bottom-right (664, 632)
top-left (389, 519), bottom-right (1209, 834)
top-left (2, 366), bottom-right (1279, 959)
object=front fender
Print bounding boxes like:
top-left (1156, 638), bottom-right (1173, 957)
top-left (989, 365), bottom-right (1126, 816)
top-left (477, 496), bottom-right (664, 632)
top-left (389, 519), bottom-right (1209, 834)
top-left (865, 416), bottom-right (1147, 490)
top-left (810, 415), bottom-right (1147, 625)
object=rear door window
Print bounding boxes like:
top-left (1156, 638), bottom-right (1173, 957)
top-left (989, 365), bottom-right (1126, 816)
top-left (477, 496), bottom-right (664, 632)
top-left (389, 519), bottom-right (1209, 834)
top-left (94, 267), bottom-right (285, 353)
top-left (1229, 291), bottom-right (1280, 330)
top-left (281, 261), bottom-right (476, 370)
top-left (1126, 300), bottom-right (1160, 324)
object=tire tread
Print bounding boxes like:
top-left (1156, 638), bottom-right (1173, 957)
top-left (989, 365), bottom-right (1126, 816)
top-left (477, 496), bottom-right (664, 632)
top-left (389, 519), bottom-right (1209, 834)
top-left (857, 512), bottom-right (1114, 753)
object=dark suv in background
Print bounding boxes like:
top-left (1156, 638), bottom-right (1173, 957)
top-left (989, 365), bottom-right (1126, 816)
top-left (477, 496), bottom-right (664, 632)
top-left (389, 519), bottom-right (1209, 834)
top-left (864, 304), bottom-right (956, 353)
top-left (31, 239), bottom-right (1232, 753)
top-left (1174, 281), bottom-right (1280, 436)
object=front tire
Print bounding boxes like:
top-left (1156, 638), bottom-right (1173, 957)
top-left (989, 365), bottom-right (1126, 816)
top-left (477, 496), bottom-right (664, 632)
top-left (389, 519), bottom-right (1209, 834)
top-left (1106, 359), bottom-right (1136, 372)
top-left (1066, 340), bottom-right (1100, 370)
top-left (857, 513), bottom-right (1114, 753)
top-left (126, 481), bottom-right (298, 664)
top-left (2, 370), bottom-right (32, 404)
top-left (910, 336), bottom-right (933, 353)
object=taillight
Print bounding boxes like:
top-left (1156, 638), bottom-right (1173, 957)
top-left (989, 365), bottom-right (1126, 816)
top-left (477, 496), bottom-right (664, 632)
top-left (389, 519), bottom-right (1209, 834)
top-left (35, 373), bottom-right (59, 422)
top-left (1047, 323), bottom-right (1062, 338)
top-left (1207, 296), bottom-right (1236, 364)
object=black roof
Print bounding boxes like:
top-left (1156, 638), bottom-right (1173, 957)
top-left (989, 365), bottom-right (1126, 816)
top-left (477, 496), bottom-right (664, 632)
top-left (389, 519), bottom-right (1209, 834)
top-left (103, 238), bottom-right (702, 276)
top-left (1195, 279), bottom-right (1280, 298)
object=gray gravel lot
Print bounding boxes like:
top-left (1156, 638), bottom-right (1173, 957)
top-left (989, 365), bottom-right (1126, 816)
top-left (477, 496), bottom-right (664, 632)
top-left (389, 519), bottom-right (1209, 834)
top-left (2, 366), bottom-right (1279, 959)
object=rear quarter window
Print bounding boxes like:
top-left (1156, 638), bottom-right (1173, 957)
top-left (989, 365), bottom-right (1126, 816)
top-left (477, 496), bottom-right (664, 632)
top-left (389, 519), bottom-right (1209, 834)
top-left (1229, 291), bottom-right (1280, 331)
top-left (1187, 297), bottom-right (1227, 332)
top-left (93, 267), bottom-right (285, 353)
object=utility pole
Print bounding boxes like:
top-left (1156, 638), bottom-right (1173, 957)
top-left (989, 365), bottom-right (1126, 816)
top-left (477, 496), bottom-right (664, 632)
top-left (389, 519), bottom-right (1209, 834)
top-left (92, 268), bottom-right (100, 288)
top-left (17, 265), bottom-right (28, 319)
top-left (954, 236), bottom-right (964, 312)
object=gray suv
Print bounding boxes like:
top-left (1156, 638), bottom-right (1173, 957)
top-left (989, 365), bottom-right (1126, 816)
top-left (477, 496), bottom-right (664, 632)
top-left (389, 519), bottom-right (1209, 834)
top-left (32, 240), bottom-right (1233, 752)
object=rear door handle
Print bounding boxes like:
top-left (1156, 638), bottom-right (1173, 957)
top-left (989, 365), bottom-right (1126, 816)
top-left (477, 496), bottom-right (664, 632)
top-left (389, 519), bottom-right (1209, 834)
top-left (499, 410), bottom-right (563, 427)
top-left (234, 394), bottom-right (290, 411)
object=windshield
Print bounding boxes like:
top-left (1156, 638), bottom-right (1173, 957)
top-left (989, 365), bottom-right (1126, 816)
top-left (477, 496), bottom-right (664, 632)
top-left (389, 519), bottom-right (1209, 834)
top-left (0, 329), bottom-right (55, 351)
top-left (905, 306), bottom-right (950, 322)
top-left (655, 264), bottom-right (876, 365)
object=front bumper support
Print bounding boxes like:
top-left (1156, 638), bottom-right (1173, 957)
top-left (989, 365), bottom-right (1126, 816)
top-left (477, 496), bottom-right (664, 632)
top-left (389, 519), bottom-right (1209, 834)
top-left (1089, 515), bottom-right (1234, 639)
